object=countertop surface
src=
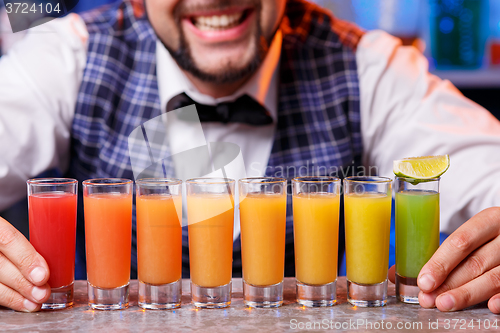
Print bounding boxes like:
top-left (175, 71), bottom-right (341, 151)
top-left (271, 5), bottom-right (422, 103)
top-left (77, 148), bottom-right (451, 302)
top-left (0, 277), bottom-right (498, 333)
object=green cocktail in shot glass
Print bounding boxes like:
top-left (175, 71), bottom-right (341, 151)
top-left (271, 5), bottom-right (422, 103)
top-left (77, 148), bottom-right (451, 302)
top-left (395, 177), bottom-right (440, 303)
top-left (393, 155), bottom-right (449, 304)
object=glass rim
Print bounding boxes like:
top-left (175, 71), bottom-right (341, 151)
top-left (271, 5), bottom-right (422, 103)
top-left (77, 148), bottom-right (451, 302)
top-left (344, 176), bottom-right (393, 184)
top-left (82, 178), bottom-right (133, 186)
top-left (136, 178), bottom-right (182, 186)
top-left (239, 177), bottom-right (287, 184)
top-left (395, 176), bottom-right (441, 182)
top-left (292, 176), bottom-right (340, 184)
top-left (27, 178), bottom-right (77, 186)
top-left (186, 177), bottom-right (235, 185)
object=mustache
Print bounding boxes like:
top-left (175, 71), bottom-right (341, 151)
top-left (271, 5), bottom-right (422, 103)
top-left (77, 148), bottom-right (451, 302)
top-left (174, 0), bottom-right (261, 17)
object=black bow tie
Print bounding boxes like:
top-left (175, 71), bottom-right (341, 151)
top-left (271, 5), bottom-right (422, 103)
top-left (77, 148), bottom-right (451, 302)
top-left (166, 93), bottom-right (273, 126)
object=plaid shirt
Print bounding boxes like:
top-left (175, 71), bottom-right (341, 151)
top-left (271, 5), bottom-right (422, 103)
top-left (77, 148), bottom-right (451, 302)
top-left (70, 0), bottom-right (364, 279)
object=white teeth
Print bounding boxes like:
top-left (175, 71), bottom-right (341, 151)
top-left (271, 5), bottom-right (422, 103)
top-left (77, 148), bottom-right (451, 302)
top-left (211, 16), bottom-right (220, 27)
top-left (220, 15), bottom-right (228, 26)
top-left (193, 12), bottom-right (244, 31)
top-left (197, 25), bottom-right (216, 31)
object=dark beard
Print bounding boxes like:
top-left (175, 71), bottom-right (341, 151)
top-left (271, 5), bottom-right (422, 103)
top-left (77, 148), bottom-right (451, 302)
top-left (163, 0), bottom-right (269, 84)
top-left (164, 29), bottom-right (268, 85)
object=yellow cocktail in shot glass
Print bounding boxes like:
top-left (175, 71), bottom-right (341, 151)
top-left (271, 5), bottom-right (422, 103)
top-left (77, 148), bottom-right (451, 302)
top-left (344, 176), bottom-right (392, 307)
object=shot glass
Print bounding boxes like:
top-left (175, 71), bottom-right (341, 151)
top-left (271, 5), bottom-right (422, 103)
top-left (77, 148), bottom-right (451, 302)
top-left (395, 177), bottom-right (440, 304)
top-left (292, 177), bottom-right (341, 307)
top-left (83, 178), bottom-right (133, 310)
top-left (136, 178), bottom-right (183, 309)
top-left (344, 177), bottom-right (392, 307)
top-left (239, 177), bottom-right (287, 308)
top-left (187, 178), bottom-right (235, 308)
top-left (28, 178), bottom-right (78, 309)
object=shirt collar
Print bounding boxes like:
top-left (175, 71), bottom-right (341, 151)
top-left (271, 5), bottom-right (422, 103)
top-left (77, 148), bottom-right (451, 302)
top-left (156, 30), bottom-right (282, 122)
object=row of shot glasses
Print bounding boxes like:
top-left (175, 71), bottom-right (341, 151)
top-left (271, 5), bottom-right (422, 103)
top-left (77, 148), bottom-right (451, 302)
top-left (27, 176), bottom-right (439, 310)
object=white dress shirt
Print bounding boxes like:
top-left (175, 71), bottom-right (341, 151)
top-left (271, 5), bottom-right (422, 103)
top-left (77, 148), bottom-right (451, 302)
top-left (1, 14), bottom-right (499, 235)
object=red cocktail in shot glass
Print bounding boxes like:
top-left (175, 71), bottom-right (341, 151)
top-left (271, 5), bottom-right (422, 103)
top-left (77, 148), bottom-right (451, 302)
top-left (27, 178), bottom-right (78, 310)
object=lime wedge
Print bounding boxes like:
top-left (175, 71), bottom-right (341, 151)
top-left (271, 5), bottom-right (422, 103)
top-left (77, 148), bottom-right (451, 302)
top-left (393, 155), bottom-right (450, 180)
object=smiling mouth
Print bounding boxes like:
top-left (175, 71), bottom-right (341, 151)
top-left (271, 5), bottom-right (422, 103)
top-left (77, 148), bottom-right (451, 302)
top-left (188, 8), bottom-right (253, 31)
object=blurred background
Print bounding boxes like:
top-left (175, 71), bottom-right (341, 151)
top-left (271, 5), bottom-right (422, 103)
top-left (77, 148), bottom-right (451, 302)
top-left (313, 0), bottom-right (500, 120)
top-left (0, 0), bottom-right (498, 268)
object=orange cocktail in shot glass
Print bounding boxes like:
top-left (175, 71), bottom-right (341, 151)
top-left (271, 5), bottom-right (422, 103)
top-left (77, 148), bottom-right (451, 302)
top-left (187, 178), bottom-right (235, 308)
top-left (292, 177), bottom-right (341, 307)
top-left (239, 177), bottom-right (287, 308)
top-left (136, 178), bottom-right (183, 310)
top-left (83, 178), bottom-right (133, 310)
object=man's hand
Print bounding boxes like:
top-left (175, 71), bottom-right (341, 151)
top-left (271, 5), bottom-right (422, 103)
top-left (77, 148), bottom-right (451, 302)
top-left (389, 207), bottom-right (500, 313)
top-left (0, 217), bottom-right (50, 312)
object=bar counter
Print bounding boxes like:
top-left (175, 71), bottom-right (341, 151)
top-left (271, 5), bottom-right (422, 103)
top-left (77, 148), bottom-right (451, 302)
top-left (0, 277), bottom-right (497, 332)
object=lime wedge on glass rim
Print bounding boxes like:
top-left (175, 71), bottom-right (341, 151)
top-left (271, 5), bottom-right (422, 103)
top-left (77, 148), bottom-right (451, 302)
top-left (393, 155), bottom-right (450, 183)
